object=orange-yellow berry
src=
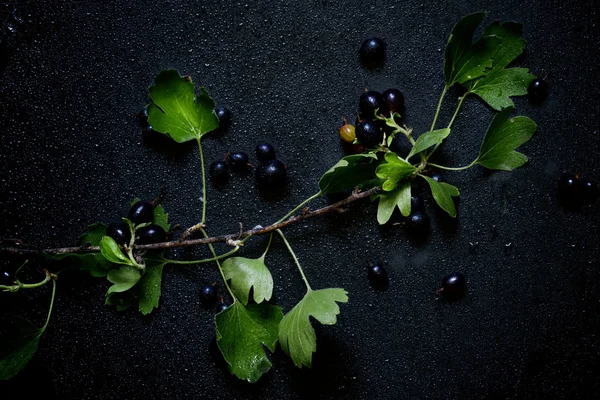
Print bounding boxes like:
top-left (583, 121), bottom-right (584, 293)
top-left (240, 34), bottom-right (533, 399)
top-left (339, 124), bottom-right (356, 143)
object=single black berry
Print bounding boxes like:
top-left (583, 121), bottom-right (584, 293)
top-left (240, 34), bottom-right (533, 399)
top-left (359, 37), bottom-right (385, 68)
top-left (255, 159), bottom-right (287, 188)
top-left (582, 179), bottom-right (599, 205)
top-left (1, 271), bottom-right (12, 285)
top-left (367, 263), bottom-right (388, 289)
top-left (406, 211), bottom-right (430, 234)
top-left (128, 201), bottom-right (154, 225)
top-left (210, 161), bottom-right (229, 183)
top-left (431, 172), bottom-right (444, 182)
top-left (411, 194), bottom-right (424, 211)
top-left (557, 173), bottom-right (583, 209)
top-left (137, 108), bottom-right (148, 128)
top-left (136, 224), bottom-right (166, 245)
top-left (200, 284), bottom-right (217, 304)
top-left (215, 106), bottom-right (231, 127)
top-left (256, 143), bottom-right (276, 163)
top-left (381, 88), bottom-right (405, 114)
top-left (528, 79), bottom-right (549, 104)
top-left (438, 272), bottom-right (467, 301)
top-left (106, 222), bottom-right (132, 246)
top-left (229, 152), bottom-right (249, 169)
top-left (218, 303), bottom-right (230, 312)
top-left (359, 91), bottom-right (383, 119)
top-left (355, 120), bottom-right (383, 148)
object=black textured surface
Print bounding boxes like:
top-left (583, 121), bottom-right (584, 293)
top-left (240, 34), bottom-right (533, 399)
top-left (1, 0), bottom-right (599, 399)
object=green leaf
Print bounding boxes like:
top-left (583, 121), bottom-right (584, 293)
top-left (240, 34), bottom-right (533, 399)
top-left (421, 176), bottom-right (460, 218)
top-left (215, 302), bottom-right (282, 382)
top-left (279, 288), bottom-right (348, 368)
top-left (407, 129), bottom-right (451, 159)
top-left (319, 153), bottom-right (378, 194)
top-left (476, 21), bottom-right (527, 72)
top-left (375, 152), bottom-right (415, 191)
top-left (469, 68), bottom-right (535, 110)
top-left (99, 236), bottom-right (132, 266)
top-left (444, 12), bottom-right (493, 86)
top-left (106, 265), bottom-right (141, 294)
top-left (0, 331), bottom-right (42, 380)
top-left (222, 256), bottom-right (273, 306)
top-left (475, 107), bottom-right (536, 170)
top-left (153, 204), bottom-right (171, 232)
top-left (375, 181), bottom-right (411, 224)
top-left (147, 69), bottom-right (218, 143)
top-left (136, 260), bottom-right (165, 315)
top-left (76, 223), bottom-right (107, 246)
top-left (105, 290), bottom-right (136, 311)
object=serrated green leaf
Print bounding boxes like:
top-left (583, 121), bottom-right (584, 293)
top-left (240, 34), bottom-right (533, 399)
top-left (279, 288), bottom-right (348, 368)
top-left (99, 237), bottom-right (132, 266)
top-left (76, 223), bottom-right (107, 246)
top-left (222, 256), bottom-right (273, 306)
top-left (421, 176), bottom-right (460, 218)
top-left (319, 153), bottom-right (377, 194)
top-left (375, 181), bottom-right (411, 224)
top-left (147, 69), bottom-right (218, 143)
top-left (106, 265), bottom-right (141, 294)
top-left (137, 260), bottom-right (165, 315)
top-left (0, 331), bottom-right (42, 380)
top-left (475, 107), bottom-right (536, 170)
top-left (375, 152), bottom-right (415, 191)
top-left (469, 68), bottom-right (535, 110)
top-left (444, 12), bottom-right (493, 86)
top-left (476, 21), bottom-right (527, 72)
top-left (152, 204), bottom-right (170, 232)
top-left (215, 302), bottom-right (282, 382)
top-left (407, 129), bottom-right (451, 159)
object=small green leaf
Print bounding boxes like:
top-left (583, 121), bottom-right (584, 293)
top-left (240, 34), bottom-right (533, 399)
top-left (375, 181), bottom-right (411, 224)
top-left (469, 68), bottom-right (535, 110)
top-left (99, 236), bottom-right (132, 266)
top-left (222, 256), bottom-right (273, 306)
top-left (0, 331), bottom-right (42, 380)
top-left (147, 69), bottom-right (219, 143)
top-left (137, 260), bottom-right (165, 315)
top-left (76, 223), bottom-right (107, 246)
top-left (407, 128), bottom-right (451, 159)
top-left (215, 302), bottom-right (282, 382)
top-left (375, 152), bottom-right (415, 191)
top-left (475, 107), bottom-right (536, 170)
top-left (475, 21), bottom-right (527, 72)
top-left (319, 153), bottom-right (378, 194)
top-left (153, 204), bottom-right (170, 232)
top-left (106, 265), bottom-right (141, 294)
top-left (279, 288), bottom-right (348, 368)
top-left (421, 176), bottom-right (460, 218)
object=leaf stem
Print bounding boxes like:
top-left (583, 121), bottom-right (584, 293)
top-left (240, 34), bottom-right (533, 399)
top-left (448, 92), bottom-right (469, 129)
top-left (42, 279), bottom-right (57, 332)
top-left (261, 233), bottom-right (273, 259)
top-left (430, 85), bottom-right (448, 132)
top-left (197, 138), bottom-right (207, 225)
top-left (200, 228), bottom-right (236, 301)
top-left (275, 191), bottom-right (322, 224)
top-left (426, 161), bottom-right (477, 171)
top-left (159, 247), bottom-right (240, 265)
top-left (276, 229), bottom-right (311, 291)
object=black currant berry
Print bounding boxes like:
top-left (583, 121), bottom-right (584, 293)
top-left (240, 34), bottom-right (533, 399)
top-left (528, 79), bottom-right (549, 104)
top-left (557, 173), bottom-right (583, 209)
top-left (137, 108), bottom-right (148, 128)
top-left (106, 222), bottom-right (132, 246)
top-left (256, 143), bottom-right (276, 163)
top-left (431, 172), bottom-right (444, 183)
top-left (406, 211), bottom-right (430, 235)
top-left (218, 303), bottom-right (230, 312)
top-left (136, 224), bottom-right (166, 245)
top-left (200, 284), bottom-right (217, 304)
top-left (355, 120), bottom-right (383, 148)
top-left (381, 88), bottom-right (405, 114)
top-left (582, 179), bottom-right (599, 205)
top-left (128, 201), bottom-right (154, 225)
top-left (229, 152), bottom-right (249, 169)
top-left (214, 106), bottom-right (231, 127)
top-left (367, 263), bottom-right (388, 290)
top-left (210, 161), bottom-right (229, 183)
top-left (255, 159), bottom-right (287, 188)
top-left (359, 37), bottom-right (385, 68)
top-left (1, 271), bottom-right (13, 285)
top-left (411, 194), bottom-right (424, 211)
top-left (438, 272), bottom-right (467, 301)
top-left (359, 91), bottom-right (383, 119)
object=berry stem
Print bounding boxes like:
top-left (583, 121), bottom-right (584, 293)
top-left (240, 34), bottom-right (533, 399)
top-left (276, 229), bottom-right (311, 291)
top-left (0, 269), bottom-right (53, 292)
top-left (430, 85), bottom-right (448, 132)
top-left (197, 138), bottom-right (208, 226)
top-left (199, 228), bottom-right (236, 301)
top-left (275, 191), bottom-right (322, 225)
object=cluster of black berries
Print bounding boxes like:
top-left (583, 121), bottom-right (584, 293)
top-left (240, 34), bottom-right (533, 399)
top-left (106, 201), bottom-right (166, 245)
top-left (557, 173), bottom-right (599, 210)
top-left (210, 143), bottom-right (287, 190)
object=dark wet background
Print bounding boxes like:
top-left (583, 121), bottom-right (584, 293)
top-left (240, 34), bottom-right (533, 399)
top-left (1, 0), bottom-right (599, 399)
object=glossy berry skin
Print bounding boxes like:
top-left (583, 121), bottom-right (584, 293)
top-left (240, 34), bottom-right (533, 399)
top-left (359, 37), bottom-right (385, 68)
top-left (128, 201), bottom-right (154, 225)
top-left (406, 211), bottom-right (430, 234)
top-left (215, 106), bottom-right (231, 127)
top-left (229, 152), bottom-right (249, 169)
top-left (1, 271), bottom-right (12, 285)
top-left (381, 88), bottom-right (405, 114)
top-left (411, 194), bottom-right (424, 211)
top-left (355, 120), bottom-right (383, 148)
top-left (255, 159), bottom-right (287, 188)
top-left (528, 79), bottom-right (549, 104)
top-left (106, 222), bottom-right (132, 246)
top-left (339, 124), bottom-right (356, 143)
top-left (359, 91), bottom-right (383, 119)
top-left (136, 224), bottom-right (166, 245)
top-left (439, 272), bottom-right (467, 301)
top-left (367, 264), bottom-right (388, 289)
top-left (210, 161), bottom-right (229, 183)
top-left (256, 143), bottom-right (276, 163)
top-left (557, 173), bottom-right (583, 208)
top-left (218, 303), bottom-right (230, 312)
top-left (200, 284), bottom-right (217, 304)
top-left (582, 179), bottom-right (599, 205)
top-left (431, 172), bottom-right (444, 183)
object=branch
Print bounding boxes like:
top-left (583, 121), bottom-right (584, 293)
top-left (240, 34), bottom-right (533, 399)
top-left (0, 187), bottom-right (380, 256)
